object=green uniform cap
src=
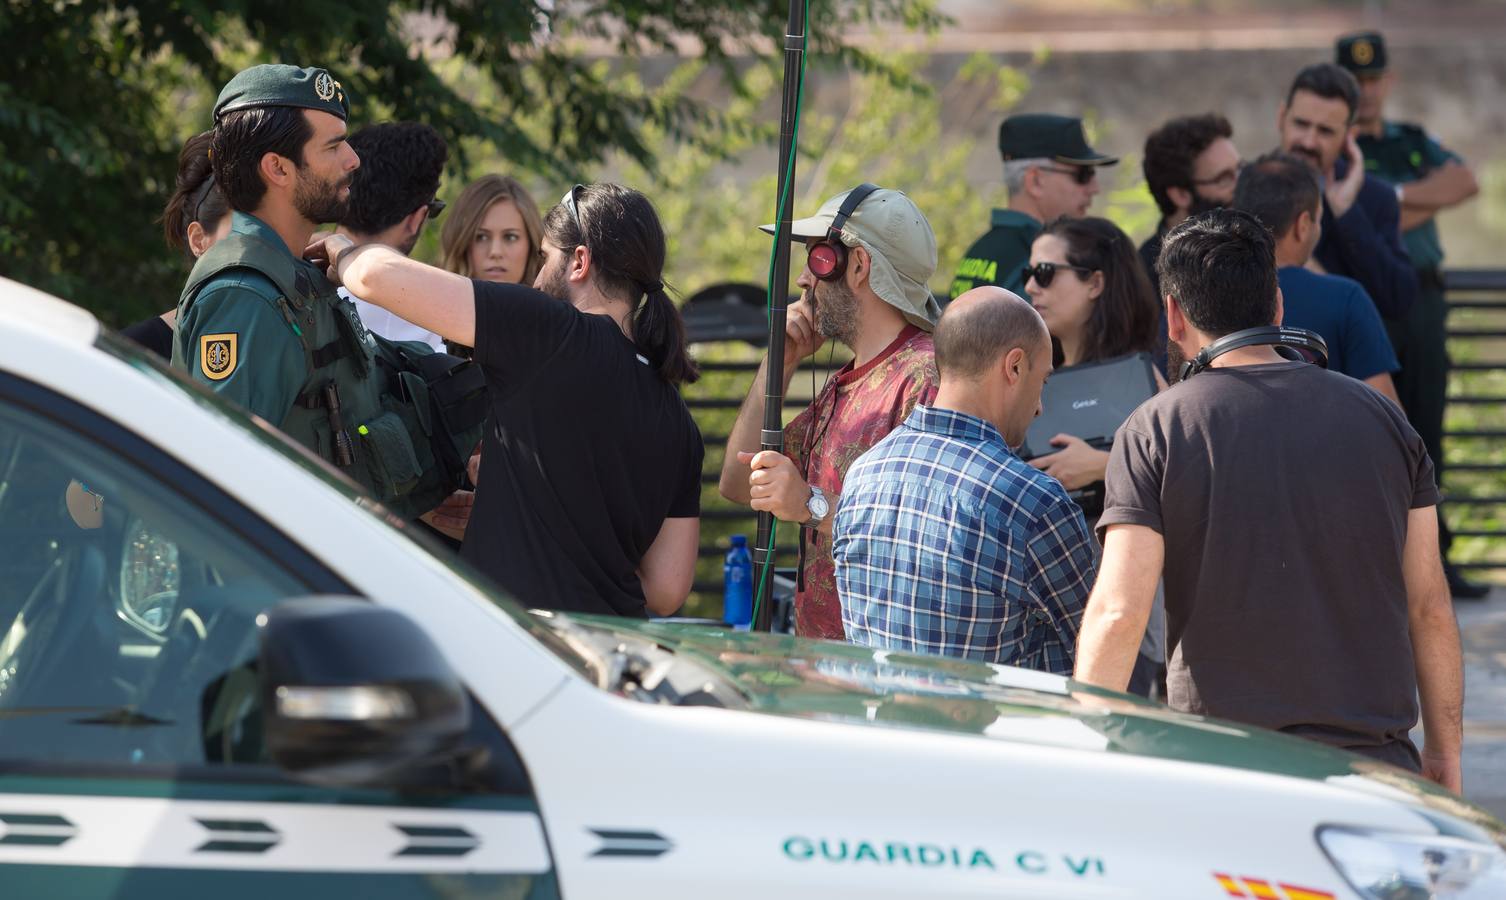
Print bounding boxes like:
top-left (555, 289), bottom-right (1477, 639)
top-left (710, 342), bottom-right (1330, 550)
top-left (213, 64), bottom-right (349, 123)
top-left (998, 113), bottom-right (1118, 166)
top-left (1336, 31), bottom-right (1387, 74)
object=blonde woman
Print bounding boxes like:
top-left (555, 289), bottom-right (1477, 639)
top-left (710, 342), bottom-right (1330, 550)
top-left (439, 175), bottom-right (545, 357)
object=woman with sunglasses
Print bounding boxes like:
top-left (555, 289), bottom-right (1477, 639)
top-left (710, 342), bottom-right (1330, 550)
top-left (1024, 215), bottom-right (1166, 697)
top-left (437, 175), bottom-right (546, 358)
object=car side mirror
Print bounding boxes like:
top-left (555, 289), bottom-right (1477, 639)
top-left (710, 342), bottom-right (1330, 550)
top-left (258, 596), bottom-right (469, 787)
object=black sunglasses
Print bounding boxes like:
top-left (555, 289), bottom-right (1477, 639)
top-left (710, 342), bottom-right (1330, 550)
top-left (425, 197), bottom-right (446, 220)
top-left (1040, 164), bottom-right (1098, 186)
top-left (1023, 261), bottom-right (1094, 289)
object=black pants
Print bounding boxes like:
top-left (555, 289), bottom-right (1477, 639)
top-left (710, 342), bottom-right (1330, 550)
top-left (1388, 275), bottom-right (1452, 555)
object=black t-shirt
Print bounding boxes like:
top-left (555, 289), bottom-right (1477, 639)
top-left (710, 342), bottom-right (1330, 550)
top-left (120, 315), bottom-right (175, 360)
top-left (461, 281), bottom-right (703, 616)
top-left (1100, 361), bottom-right (1438, 770)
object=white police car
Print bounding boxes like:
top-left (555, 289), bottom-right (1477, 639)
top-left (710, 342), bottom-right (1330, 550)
top-left (0, 276), bottom-right (1502, 899)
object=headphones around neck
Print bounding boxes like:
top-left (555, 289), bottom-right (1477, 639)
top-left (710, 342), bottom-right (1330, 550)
top-left (808, 183), bottom-right (882, 282)
top-left (1179, 325), bottom-right (1330, 381)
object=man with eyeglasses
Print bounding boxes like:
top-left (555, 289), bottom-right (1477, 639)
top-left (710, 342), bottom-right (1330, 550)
top-left (339, 122), bottom-right (450, 351)
top-left (948, 114), bottom-right (1117, 302)
top-left (1139, 114), bottom-right (1241, 299)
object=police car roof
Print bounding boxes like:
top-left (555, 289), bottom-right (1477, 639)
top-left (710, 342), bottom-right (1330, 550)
top-left (0, 277), bottom-right (101, 347)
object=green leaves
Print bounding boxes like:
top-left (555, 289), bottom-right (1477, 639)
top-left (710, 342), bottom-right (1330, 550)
top-left (1, 0), bottom-right (942, 324)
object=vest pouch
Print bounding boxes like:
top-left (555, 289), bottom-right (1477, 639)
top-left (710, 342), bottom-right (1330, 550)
top-left (358, 411), bottom-right (422, 500)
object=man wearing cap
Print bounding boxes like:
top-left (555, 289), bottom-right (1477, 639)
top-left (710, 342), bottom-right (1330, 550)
top-left (720, 185), bottom-right (941, 640)
top-left (948, 114), bottom-right (1117, 301)
top-left (1337, 31), bottom-right (1486, 600)
top-left (173, 65), bottom-right (465, 520)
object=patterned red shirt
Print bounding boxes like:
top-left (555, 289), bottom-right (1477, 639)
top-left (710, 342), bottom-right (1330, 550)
top-left (785, 326), bottom-right (938, 640)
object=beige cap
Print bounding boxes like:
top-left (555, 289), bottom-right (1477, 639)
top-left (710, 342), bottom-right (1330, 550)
top-left (760, 186), bottom-right (940, 332)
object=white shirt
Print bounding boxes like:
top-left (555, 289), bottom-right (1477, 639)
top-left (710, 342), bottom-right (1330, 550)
top-left (339, 287), bottom-right (445, 352)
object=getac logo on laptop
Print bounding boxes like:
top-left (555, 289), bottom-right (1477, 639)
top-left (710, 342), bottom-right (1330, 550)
top-left (1022, 353), bottom-right (1158, 459)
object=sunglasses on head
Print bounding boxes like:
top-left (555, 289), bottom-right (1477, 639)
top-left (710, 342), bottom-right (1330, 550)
top-left (425, 197), bottom-right (446, 220)
top-left (1040, 164), bottom-right (1097, 186)
top-left (560, 183), bottom-right (587, 241)
top-left (1023, 261), bottom-right (1094, 288)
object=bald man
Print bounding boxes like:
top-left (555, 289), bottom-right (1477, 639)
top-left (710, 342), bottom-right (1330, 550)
top-left (832, 287), bottom-right (1097, 672)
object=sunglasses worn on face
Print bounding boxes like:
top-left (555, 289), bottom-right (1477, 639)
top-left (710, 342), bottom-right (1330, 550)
top-left (1040, 165), bottom-right (1097, 186)
top-left (425, 198), bottom-right (446, 220)
top-left (1023, 261), bottom-right (1094, 289)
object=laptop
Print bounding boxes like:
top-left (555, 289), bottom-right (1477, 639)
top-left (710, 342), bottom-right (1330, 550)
top-left (1020, 352), bottom-right (1159, 460)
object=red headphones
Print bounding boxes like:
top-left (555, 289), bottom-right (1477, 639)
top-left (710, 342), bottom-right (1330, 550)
top-left (807, 183), bottom-right (881, 281)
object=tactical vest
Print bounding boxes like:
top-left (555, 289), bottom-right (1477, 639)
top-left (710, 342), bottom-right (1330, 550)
top-left (175, 232), bottom-right (486, 520)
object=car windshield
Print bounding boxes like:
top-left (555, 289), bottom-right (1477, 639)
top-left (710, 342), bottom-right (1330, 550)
top-left (93, 331), bottom-right (598, 680)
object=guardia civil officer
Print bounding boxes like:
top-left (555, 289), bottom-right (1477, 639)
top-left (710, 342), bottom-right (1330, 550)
top-left (1337, 32), bottom-right (1486, 599)
top-left (173, 64), bottom-right (477, 520)
top-left (948, 114), bottom-right (1116, 301)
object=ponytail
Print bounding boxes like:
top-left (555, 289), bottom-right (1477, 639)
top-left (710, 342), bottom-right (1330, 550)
top-left (634, 285), bottom-right (700, 385)
top-left (160, 130), bottom-right (229, 259)
top-left (543, 183), bottom-right (700, 385)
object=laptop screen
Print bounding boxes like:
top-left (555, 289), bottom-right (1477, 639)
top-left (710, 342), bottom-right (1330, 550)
top-left (1020, 352), bottom-right (1159, 459)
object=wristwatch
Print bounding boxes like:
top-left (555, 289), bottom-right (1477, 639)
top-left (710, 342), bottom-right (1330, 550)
top-left (804, 485), bottom-right (830, 529)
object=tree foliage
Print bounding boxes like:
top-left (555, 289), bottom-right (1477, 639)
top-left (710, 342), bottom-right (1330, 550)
top-left (0, 0), bottom-right (945, 325)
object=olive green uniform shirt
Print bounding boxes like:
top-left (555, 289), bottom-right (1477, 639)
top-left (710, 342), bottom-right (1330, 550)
top-left (948, 209), bottom-right (1041, 300)
top-left (1359, 121), bottom-right (1460, 272)
top-left (174, 211), bottom-right (310, 425)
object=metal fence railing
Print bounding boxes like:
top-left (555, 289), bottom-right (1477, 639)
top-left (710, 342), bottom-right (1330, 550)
top-left (1438, 269), bottom-right (1506, 573)
top-left (685, 270), bottom-right (1506, 609)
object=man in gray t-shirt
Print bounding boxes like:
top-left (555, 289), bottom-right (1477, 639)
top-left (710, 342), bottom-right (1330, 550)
top-left (1074, 209), bottom-right (1462, 790)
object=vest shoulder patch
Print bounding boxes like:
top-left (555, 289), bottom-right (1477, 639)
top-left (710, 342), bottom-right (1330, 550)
top-left (200, 332), bottom-right (238, 381)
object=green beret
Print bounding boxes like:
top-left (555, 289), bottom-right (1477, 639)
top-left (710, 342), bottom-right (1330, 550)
top-left (213, 64), bottom-right (350, 123)
top-left (1336, 31), bottom-right (1387, 74)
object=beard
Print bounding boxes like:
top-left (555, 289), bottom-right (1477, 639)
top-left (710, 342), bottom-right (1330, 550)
top-left (1287, 146), bottom-right (1328, 174)
top-left (536, 258), bottom-right (571, 304)
top-left (812, 277), bottom-right (860, 346)
top-left (1187, 191), bottom-right (1225, 218)
top-left (1166, 340), bottom-right (1187, 384)
top-left (293, 169), bottom-right (351, 224)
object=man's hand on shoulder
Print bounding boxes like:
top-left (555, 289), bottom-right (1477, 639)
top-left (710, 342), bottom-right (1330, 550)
top-left (304, 232), bottom-right (357, 286)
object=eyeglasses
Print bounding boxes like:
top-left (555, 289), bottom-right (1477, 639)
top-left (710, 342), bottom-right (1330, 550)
top-left (1023, 261), bottom-right (1094, 289)
top-left (425, 197), bottom-right (446, 220)
top-left (1039, 165), bottom-right (1098, 186)
top-left (1191, 161), bottom-right (1245, 191)
top-left (560, 183), bottom-right (586, 243)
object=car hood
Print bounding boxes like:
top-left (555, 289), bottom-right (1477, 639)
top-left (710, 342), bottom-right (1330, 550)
top-left (559, 614), bottom-right (1504, 837)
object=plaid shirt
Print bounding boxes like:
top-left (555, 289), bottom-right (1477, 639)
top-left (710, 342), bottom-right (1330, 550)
top-left (833, 406), bottom-right (1097, 674)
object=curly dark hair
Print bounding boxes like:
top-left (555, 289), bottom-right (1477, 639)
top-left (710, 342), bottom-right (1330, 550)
top-left (342, 122), bottom-right (448, 235)
top-left (1142, 114), bottom-right (1234, 217)
top-left (1040, 216), bottom-right (1159, 365)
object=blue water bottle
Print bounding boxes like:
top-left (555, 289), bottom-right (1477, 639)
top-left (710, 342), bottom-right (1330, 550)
top-left (723, 535), bottom-right (753, 629)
